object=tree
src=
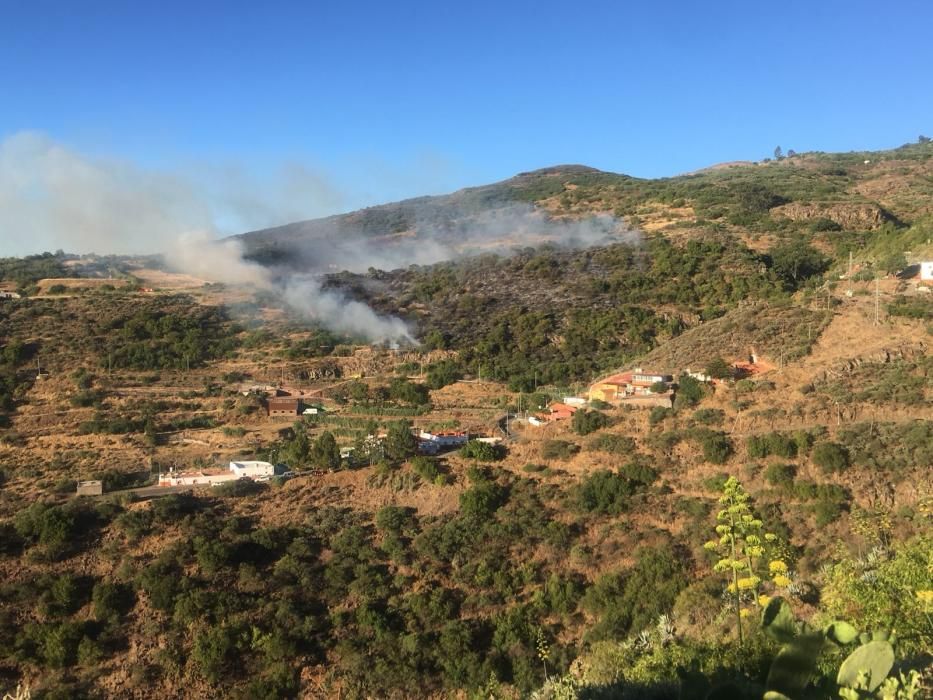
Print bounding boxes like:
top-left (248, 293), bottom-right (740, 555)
top-left (346, 380), bottom-right (369, 403)
top-left (385, 421), bottom-right (418, 462)
top-left (674, 374), bottom-right (706, 410)
top-left (389, 378), bottom-right (430, 406)
top-left (571, 409), bottom-right (610, 436)
top-left (310, 431), bottom-right (341, 470)
top-left (774, 145), bottom-right (784, 160)
top-left (425, 360), bottom-right (462, 390)
top-left (705, 356), bottom-right (733, 380)
top-left (768, 239), bottom-right (830, 287)
top-left (786, 149), bottom-right (797, 157)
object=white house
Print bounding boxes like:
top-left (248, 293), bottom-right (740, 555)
top-left (158, 470), bottom-right (239, 487)
top-left (921, 261), bottom-right (933, 284)
top-left (418, 429), bottom-right (469, 448)
top-left (229, 460), bottom-right (275, 479)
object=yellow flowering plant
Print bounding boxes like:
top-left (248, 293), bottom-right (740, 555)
top-left (704, 476), bottom-right (785, 644)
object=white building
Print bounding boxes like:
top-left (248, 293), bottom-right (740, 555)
top-left (158, 470), bottom-right (240, 487)
top-left (229, 460), bottom-right (275, 479)
top-left (921, 261), bottom-right (933, 284)
top-left (418, 430), bottom-right (469, 448)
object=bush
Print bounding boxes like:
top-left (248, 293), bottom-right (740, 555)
top-left (541, 440), bottom-right (580, 460)
top-left (411, 456), bottom-right (444, 483)
top-left (13, 502), bottom-right (81, 556)
top-left (812, 441), bottom-right (849, 473)
top-left (746, 432), bottom-right (797, 459)
top-left (212, 478), bottom-right (266, 497)
top-left (459, 482), bottom-right (508, 519)
top-left (582, 545), bottom-right (689, 641)
top-left (764, 463), bottom-right (796, 487)
top-left (674, 375), bottom-right (706, 410)
top-left (460, 439), bottom-right (504, 462)
top-left (92, 581), bottom-right (135, 622)
top-left (572, 409), bottom-right (611, 436)
top-left (649, 406), bottom-right (672, 426)
top-left (576, 470), bottom-right (634, 515)
top-left (191, 624), bottom-right (242, 683)
top-left (425, 360), bottom-right (462, 390)
top-left (692, 408), bottom-right (724, 426)
top-left (587, 433), bottom-right (636, 455)
top-left (693, 430), bottom-right (733, 464)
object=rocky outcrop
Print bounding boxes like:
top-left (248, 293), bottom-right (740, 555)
top-left (813, 342), bottom-right (927, 383)
top-left (772, 201), bottom-right (893, 230)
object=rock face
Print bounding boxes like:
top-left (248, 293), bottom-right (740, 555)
top-left (813, 342), bottom-right (928, 383)
top-left (772, 201), bottom-right (892, 230)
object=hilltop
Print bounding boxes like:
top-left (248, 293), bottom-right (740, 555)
top-left (236, 140), bottom-right (933, 266)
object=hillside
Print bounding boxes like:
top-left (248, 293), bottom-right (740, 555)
top-left (236, 141), bottom-right (933, 267)
top-left (0, 140), bottom-right (931, 698)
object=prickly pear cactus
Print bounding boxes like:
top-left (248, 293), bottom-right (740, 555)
top-left (836, 639), bottom-right (895, 692)
top-left (824, 620), bottom-right (858, 645)
top-left (765, 631), bottom-right (824, 696)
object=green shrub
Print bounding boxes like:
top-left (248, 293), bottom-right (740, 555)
top-left (572, 409), bottom-right (611, 436)
top-left (812, 441), bottom-right (849, 473)
top-left (459, 482), bottom-right (508, 519)
top-left (764, 463), bottom-right (796, 487)
top-left (674, 375), bottom-right (706, 410)
top-left (649, 406), bottom-right (672, 426)
top-left (460, 439), bottom-right (505, 461)
top-left (92, 581), bottom-right (135, 622)
top-left (692, 408), bottom-right (724, 426)
top-left (541, 440), bottom-right (579, 460)
top-left (692, 430), bottom-right (733, 464)
top-left (587, 433), bottom-right (636, 455)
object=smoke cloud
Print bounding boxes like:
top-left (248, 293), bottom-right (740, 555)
top-left (0, 131), bottom-right (416, 343)
top-left (0, 130), bottom-right (637, 345)
top-left (323, 205), bottom-right (635, 273)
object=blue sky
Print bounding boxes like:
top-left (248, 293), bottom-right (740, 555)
top-left (1, 0), bottom-right (931, 245)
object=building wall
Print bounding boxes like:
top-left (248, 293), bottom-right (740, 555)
top-left (230, 461), bottom-right (275, 478)
top-left (76, 481), bottom-right (103, 496)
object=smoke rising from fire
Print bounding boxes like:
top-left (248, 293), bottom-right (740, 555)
top-left (0, 131), bottom-right (637, 345)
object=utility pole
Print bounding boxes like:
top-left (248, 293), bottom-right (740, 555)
top-left (874, 278), bottom-right (880, 325)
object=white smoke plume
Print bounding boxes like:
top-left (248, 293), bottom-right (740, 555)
top-left (0, 131), bottom-right (637, 345)
top-left (0, 131), bottom-right (416, 343)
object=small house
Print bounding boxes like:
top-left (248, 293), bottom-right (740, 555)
top-left (418, 429), bottom-right (469, 449)
top-left (267, 396), bottom-right (302, 417)
top-left (921, 261), bottom-right (933, 285)
top-left (588, 369), bottom-right (673, 403)
top-left (546, 402), bottom-right (578, 421)
top-left (229, 461), bottom-right (275, 479)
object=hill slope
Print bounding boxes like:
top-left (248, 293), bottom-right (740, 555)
top-left (236, 140), bottom-right (933, 268)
